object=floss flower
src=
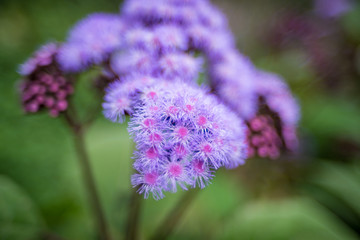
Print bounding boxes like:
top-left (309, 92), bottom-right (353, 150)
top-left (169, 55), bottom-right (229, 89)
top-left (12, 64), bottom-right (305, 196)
top-left (246, 71), bottom-right (300, 159)
top-left (57, 13), bottom-right (125, 72)
top-left (19, 43), bottom-right (73, 117)
top-left (129, 81), bottom-right (247, 200)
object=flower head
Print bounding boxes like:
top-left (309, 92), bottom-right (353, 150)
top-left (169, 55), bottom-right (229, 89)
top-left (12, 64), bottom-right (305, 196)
top-left (246, 71), bottom-right (300, 159)
top-left (19, 43), bottom-right (58, 76)
top-left (57, 13), bottom-right (125, 72)
top-left (129, 81), bottom-right (247, 199)
top-left (19, 43), bottom-right (73, 117)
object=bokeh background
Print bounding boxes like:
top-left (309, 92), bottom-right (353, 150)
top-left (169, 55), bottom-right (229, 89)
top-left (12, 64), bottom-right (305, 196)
top-left (1, 0), bottom-right (360, 239)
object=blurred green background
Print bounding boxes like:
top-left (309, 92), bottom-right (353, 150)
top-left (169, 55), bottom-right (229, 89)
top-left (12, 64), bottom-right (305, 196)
top-left (1, 0), bottom-right (360, 239)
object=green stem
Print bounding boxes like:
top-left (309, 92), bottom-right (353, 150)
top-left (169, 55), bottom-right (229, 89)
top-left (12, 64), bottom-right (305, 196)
top-left (150, 188), bottom-right (199, 240)
top-left (125, 186), bottom-right (142, 240)
top-left (65, 111), bottom-right (112, 240)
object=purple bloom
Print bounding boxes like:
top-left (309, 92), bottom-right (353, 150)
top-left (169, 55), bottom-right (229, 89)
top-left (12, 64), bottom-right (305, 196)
top-left (102, 75), bottom-right (157, 122)
top-left (19, 43), bottom-right (73, 117)
top-left (196, 0), bottom-right (228, 30)
top-left (19, 43), bottom-right (58, 76)
top-left (314, 0), bottom-right (353, 18)
top-left (128, 81), bottom-right (247, 199)
top-left (153, 25), bottom-right (188, 52)
top-left (254, 71), bottom-right (300, 126)
top-left (57, 13), bottom-right (125, 72)
top-left (122, 0), bottom-right (177, 25)
top-left (187, 24), bottom-right (212, 50)
top-left (131, 170), bottom-right (165, 200)
top-left (246, 71), bottom-right (300, 159)
top-left (246, 115), bottom-right (283, 159)
top-left (111, 50), bottom-right (154, 76)
top-left (157, 52), bottom-right (202, 81)
top-left (210, 50), bottom-right (257, 120)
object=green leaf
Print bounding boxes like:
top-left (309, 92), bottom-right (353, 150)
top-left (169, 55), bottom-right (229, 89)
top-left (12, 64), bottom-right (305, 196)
top-left (0, 175), bottom-right (44, 240)
top-left (220, 197), bottom-right (358, 240)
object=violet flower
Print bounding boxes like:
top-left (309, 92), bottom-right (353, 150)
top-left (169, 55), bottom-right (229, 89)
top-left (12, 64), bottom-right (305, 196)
top-left (246, 71), bottom-right (300, 159)
top-left (129, 81), bottom-right (246, 199)
top-left (57, 13), bottom-right (126, 72)
top-left (19, 43), bottom-right (73, 117)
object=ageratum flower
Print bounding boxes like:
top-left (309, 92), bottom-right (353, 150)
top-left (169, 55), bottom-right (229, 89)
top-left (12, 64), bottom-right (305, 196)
top-left (129, 81), bottom-right (246, 199)
top-left (19, 43), bottom-right (73, 117)
top-left (246, 71), bottom-right (300, 159)
top-left (210, 50), bottom-right (257, 120)
top-left (102, 75), bottom-right (157, 123)
top-left (122, 0), bottom-right (198, 26)
top-left (57, 13), bottom-right (125, 72)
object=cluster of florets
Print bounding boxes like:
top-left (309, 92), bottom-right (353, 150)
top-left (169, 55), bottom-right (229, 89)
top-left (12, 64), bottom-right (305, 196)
top-left (19, 0), bottom-right (301, 199)
top-left (103, 0), bottom-right (257, 123)
top-left (57, 13), bottom-right (126, 73)
top-left (246, 71), bottom-right (300, 159)
top-left (19, 43), bottom-right (73, 117)
top-left (129, 81), bottom-right (246, 199)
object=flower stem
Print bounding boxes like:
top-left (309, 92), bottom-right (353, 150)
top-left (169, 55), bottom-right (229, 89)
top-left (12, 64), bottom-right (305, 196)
top-left (64, 111), bottom-right (111, 240)
top-left (150, 188), bottom-right (199, 240)
top-left (125, 186), bottom-right (142, 240)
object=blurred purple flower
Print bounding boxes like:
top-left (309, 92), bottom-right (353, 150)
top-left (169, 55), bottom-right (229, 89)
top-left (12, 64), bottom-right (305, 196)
top-left (19, 43), bottom-right (73, 117)
top-left (246, 71), bottom-right (300, 159)
top-left (314, 0), bottom-right (353, 18)
top-left (57, 13), bottom-right (125, 72)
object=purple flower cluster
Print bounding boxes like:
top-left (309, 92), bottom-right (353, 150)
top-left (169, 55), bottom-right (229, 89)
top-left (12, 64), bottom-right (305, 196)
top-left (246, 71), bottom-right (300, 158)
top-left (99, 0), bottom-right (301, 198)
top-left (57, 13), bottom-right (126, 73)
top-left (19, 0), bottom-right (302, 199)
top-left (104, 0), bottom-right (257, 123)
top-left (129, 81), bottom-right (246, 199)
top-left (19, 43), bottom-right (73, 117)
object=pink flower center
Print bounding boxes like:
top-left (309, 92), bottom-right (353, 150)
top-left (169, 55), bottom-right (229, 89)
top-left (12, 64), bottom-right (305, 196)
top-left (144, 172), bottom-right (158, 185)
top-left (146, 148), bottom-right (158, 159)
top-left (176, 127), bottom-right (188, 138)
top-left (202, 144), bottom-right (212, 154)
top-left (185, 104), bottom-right (193, 112)
top-left (168, 105), bottom-right (178, 114)
top-left (116, 98), bottom-right (128, 108)
top-left (149, 133), bottom-right (162, 143)
top-left (168, 163), bottom-right (182, 177)
top-left (165, 58), bottom-right (174, 68)
top-left (143, 118), bottom-right (155, 128)
top-left (146, 91), bottom-right (157, 100)
top-left (197, 115), bottom-right (207, 126)
top-left (149, 106), bottom-right (159, 112)
top-left (193, 160), bottom-right (205, 174)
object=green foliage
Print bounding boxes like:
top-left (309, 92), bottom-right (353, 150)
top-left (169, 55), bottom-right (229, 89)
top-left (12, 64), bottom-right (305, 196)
top-left (220, 197), bottom-right (358, 240)
top-left (0, 175), bottom-right (43, 240)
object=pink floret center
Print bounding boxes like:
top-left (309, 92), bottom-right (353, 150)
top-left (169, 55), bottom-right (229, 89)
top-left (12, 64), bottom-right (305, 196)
top-left (146, 148), bottom-right (158, 159)
top-left (197, 115), bottom-right (207, 126)
top-left (168, 105), bottom-right (178, 114)
top-left (169, 163), bottom-right (183, 177)
top-left (186, 104), bottom-right (193, 112)
top-left (147, 91), bottom-right (157, 100)
top-left (144, 172), bottom-right (158, 185)
top-left (149, 133), bottom-right (162, 143)
top-left (143, 118), bottom-right (155, 127)
top-left (202, 144), bottom-right (212, 154)
top-left (193, 160), bottom-right (205, 174)
top-left (177, 127), bottom-right (188, 138)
